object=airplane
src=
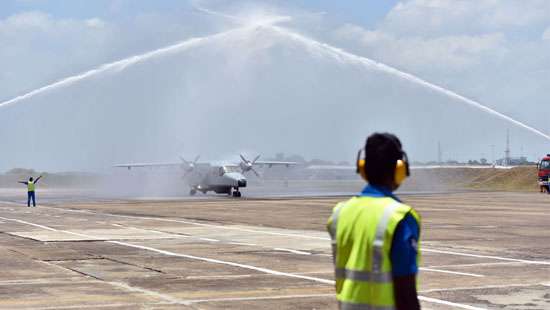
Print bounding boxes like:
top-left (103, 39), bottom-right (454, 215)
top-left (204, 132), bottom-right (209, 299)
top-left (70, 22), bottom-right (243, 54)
top-left (114, 154), bottom-right (296, 197)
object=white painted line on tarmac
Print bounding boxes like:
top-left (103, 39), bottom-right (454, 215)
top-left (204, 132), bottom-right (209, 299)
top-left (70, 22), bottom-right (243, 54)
top-left (32, 205), bottom-right (550, 266)
top-left (423, 248), bottom-right (550, 265)
top-left (419, 296), bottom-right (486, 310)
top-left (20, 206), bottom-right (550, 268)
top-left (0, 216), bottom-right (61, 232)
top-left (31, 303), bottom-right (168, 310)
top-left (108, 241), bottom-right (335, 285)
top-left (420, 267), bottom-right (484, 277)
top-left (0, 278), bottom-right (90, 286)
top-left (295, 270), bottom-right (333, 275)
top-left (426, 261), bottom-right (524, 268)
top-left (185, 292), bottom-right (487, 310)
top-left (420, 282), bottom-right (548, 293)
top-left (159, 219), bottom-right (330, 241)
top-left (228, 242), bottom-right (257, 246)
top-left (32, 303), bottom-right (156, 310)
top-left (183, 293), bottom-right (334, 304)
top-left (37, 205), bottom-right (544, 267)
top-left (108, 281), bottom-right (187, 305)
top-left (186, 274), bottom-right (254, 280)
top-left (186, 270), bottom-right (332, 280)
top-left (274, 248), bottom-right (312, 255)
top-left (198, 237), bottom-right (220, 242)
top-left (0, 216), bottom-right (335, 285)
top-left (40, 206), bottom-right (331, 241)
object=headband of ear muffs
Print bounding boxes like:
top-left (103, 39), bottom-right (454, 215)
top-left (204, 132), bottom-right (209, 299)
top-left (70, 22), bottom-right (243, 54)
top-left (356, 146), bottom-right (410, 185)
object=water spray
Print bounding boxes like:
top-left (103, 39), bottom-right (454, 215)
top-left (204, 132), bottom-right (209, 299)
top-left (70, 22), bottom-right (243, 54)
top-left (0, 27), bottom-right (251, 110)
top-left (3, 5), bottom-right (549, 143)
top-left (194, 5), bottom-right (550, 142)
top-left (267, 26), bottom-right (550, 142)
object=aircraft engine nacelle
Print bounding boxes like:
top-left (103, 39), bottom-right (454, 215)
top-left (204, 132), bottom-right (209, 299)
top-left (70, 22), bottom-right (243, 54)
top-left (239, 161), bottom-right (252, 172)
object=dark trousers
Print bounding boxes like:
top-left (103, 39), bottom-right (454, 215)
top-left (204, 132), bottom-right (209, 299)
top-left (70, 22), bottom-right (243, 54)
top-left (27, 191), bottom-right (36, 207)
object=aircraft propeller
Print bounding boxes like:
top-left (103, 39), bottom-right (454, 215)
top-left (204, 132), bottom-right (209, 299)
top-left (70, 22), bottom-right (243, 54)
top-left (239, 154), bottom-right (261, 177)
top-left (180, 155), bottom-right (200, 177)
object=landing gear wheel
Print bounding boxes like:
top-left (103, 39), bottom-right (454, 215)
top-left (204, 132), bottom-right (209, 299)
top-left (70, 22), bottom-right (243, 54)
top-left (189, 189), bottom-right (197, 196)
top-left (232, 190), bottom-right (242, 198)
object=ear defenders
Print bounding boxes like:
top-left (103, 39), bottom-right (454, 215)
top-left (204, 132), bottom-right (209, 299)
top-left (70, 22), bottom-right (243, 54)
top-left (356, 148), bottom-right (410, 185)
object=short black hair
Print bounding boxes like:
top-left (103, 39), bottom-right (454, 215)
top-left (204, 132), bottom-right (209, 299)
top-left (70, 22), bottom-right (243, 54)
top-left (29, 177), bottom-right (33, 181)
top-left (364, 132), bottom-right (403, 185)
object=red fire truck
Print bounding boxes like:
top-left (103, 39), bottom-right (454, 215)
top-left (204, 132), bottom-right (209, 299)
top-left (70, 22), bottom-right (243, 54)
top-left (538, 154), bottom-right (550, 192)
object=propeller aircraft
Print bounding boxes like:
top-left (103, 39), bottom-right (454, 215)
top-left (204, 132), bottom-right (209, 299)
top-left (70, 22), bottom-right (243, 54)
top-left (114, 154), bottom-right (296, 197)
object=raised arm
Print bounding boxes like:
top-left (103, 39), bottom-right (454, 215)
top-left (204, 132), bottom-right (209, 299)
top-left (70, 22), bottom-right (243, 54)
top-left (18, 181), bottom-right (28, 185)
top-left (35, 175), bottom-right (43, 183)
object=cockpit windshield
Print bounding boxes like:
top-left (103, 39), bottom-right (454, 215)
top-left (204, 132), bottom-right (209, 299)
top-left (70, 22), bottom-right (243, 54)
top-left (540, 160), bottom-right (550, 170)
top-left (223, 166), bottom-right (240, 174)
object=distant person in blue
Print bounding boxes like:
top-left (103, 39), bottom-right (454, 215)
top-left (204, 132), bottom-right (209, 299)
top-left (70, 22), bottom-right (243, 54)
top-left (18, 175), bottom-right (43, 207)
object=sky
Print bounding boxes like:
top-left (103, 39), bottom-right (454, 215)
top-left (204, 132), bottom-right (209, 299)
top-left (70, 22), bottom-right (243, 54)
top-left (1, 0), bottom-right (550, 171)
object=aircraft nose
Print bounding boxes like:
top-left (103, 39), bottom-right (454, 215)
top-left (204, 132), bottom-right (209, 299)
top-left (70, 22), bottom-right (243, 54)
top-left (224, 173), bottom-right (247, 187)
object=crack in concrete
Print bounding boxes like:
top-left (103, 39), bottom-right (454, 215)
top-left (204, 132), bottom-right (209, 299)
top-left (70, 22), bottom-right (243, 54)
top-left (102, 256), bottom-right (165, 274)
top-left (50, 260), bottom-right (195, 307)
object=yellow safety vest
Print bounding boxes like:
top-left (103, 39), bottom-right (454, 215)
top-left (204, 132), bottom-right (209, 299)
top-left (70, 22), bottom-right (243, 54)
top-left (327, 196), bottom-right (421, 310)
top-left (27, 181), bottom-right (35, 192)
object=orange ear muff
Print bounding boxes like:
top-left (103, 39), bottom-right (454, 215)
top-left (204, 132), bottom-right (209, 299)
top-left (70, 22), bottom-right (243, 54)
top-left (356, 148), bottom-right (368, 181)
top-left (394, 159), bottom-right (408, 185)
top-left (357, 159), bottom-right (367, 181)
top-left (357, 147), bottom-right (410, 184)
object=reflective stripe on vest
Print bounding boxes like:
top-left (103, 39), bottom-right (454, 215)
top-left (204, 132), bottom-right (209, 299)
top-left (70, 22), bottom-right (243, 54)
top-left (328, 196), bottom-right (420, 308)
top-left (372, 202), bottom-right (401, 272)
top-left (27, 181), bottom-right (35, 192)
top-left (339, 301), bottom-right (395, 310)
top-left (334, 268), bottom-right (392, 283)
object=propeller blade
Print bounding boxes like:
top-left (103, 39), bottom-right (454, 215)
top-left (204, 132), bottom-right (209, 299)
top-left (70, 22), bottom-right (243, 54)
top-left (252, 168), bottom-right (261, 178)
top-left (193, 155), bottom-right (201, 164)
top-left (240, 154), bottom-right (249, 163)
top-left (252, 154), bottom-right (261, 164)
top-left (179, 156), bottom-right (189, 165)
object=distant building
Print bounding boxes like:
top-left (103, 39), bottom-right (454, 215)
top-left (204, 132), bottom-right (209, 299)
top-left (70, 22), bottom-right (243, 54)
top-left (495, 156), bottom-right (528, 166)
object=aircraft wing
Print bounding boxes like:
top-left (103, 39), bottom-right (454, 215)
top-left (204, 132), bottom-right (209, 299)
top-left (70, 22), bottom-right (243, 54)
top-left (306, 165), bottom-right (355, 170)
top-left (253, 161), bottom-right (297, 168)
top-left (113, 162), bottom-right (182, 169)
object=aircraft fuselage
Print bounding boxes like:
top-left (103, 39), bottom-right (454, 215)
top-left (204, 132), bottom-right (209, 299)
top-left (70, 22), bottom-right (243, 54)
top-left (187, 165), bottom-right (247, 197)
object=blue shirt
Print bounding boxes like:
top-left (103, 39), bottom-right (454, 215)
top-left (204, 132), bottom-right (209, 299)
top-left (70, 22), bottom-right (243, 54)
top-left (360, 185), bottom-right (419, 277)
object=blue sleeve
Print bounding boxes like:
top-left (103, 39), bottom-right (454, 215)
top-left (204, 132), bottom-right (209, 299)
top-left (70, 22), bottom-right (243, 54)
top-left (390, 213), bottom-right (419, 277)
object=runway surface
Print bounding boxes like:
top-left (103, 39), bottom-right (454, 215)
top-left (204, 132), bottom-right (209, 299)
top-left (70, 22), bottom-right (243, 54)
top-left (0, 191), bottom-right (549, 309)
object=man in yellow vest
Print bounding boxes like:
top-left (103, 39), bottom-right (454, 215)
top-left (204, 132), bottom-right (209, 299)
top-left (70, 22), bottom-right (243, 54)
top-left (327, 133), bottom-right (420, 309)
top-left (18, 175), bottom-right (43, 207)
